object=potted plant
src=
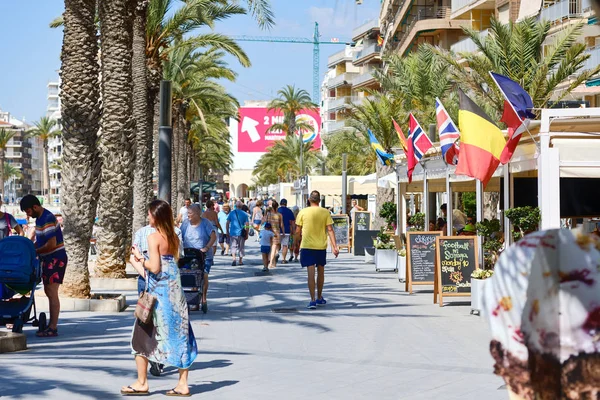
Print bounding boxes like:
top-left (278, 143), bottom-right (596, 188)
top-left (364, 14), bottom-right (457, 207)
top-left (505, 206), bottom-right (541, 242)
top-left (397, 248), bottom-right (406, 281)
top-left (475, 219), bottom-right (504, 269)
top-left (374, 229), bottom-right (398, 272)
top-left (379, 202), bottom-right (397, 233)
top-left (470, 269), bottom-right (494, 315)
top-left (408, 212), bottom-right (425, 231)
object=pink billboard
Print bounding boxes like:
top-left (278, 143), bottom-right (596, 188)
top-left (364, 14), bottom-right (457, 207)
top-left (238, 107), bottom-right (321, 153)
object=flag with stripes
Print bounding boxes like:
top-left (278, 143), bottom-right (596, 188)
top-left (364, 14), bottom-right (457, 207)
top-left (368, 129), bottom-right (395, 166)
top-left (407, 114), bottom-right (432, 182)
top-left (435, 98), bottom-right (460, 165)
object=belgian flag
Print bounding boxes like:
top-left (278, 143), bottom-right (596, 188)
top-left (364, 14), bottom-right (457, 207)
top-left (455, 90), bottom-right (506, 187)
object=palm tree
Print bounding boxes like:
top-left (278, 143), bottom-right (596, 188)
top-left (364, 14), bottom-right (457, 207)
top-left (253, 135), bottom-right (323, 185)
top-left (323, 130), bottom-right (376, 176)
top-left (59, 0), bottom-right (102, 298)
top-left (27, 117), bottom-right (61, 200)
top-left (0, 128), bottom-right (16, 200)
top-left (435, 17), bottom-right (600, 118)
top-left (347, 94), bottom-right (404, 229)
top-left (94, 0), bottom-right (136, 279)
top-left (3, 163), bottom-right (22, 181)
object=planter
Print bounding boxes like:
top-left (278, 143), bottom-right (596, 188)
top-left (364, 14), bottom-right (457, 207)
top-left (0, 332), bottom-right (26, 353)
top-left (364, 246), bottom-right (375, 263)
top-left (397, 256), bottom-right (406, 282)
top-left (36, 292), bottom-right (127, 312)
top-left (375, 249), bottom-right (398, 272)
top-left (470, 278), bottom-right (489, 315)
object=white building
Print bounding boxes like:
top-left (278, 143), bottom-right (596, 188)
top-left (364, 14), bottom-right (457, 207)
top-left (47, 79), bottom-right (62, 206)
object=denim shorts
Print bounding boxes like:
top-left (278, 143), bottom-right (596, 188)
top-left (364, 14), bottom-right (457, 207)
top-left (300, 249), bottom-right (327, 268)
top-left (204, 258), bottom-right (214, 274)
top-left (260, 245), bottom-right (271, 254)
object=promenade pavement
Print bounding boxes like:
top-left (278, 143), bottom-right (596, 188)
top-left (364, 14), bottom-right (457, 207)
top-left (0, 239), bottom-right (506, 400)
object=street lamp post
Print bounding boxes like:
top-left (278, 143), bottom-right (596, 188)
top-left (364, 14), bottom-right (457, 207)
top-left (158, 80), bottom-right (172, 204)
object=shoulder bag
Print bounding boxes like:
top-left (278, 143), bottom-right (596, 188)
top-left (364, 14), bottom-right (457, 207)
top-left (235, 210), bottom-right (248, 240)
top-left (134, 273), bottom-right (156, 324)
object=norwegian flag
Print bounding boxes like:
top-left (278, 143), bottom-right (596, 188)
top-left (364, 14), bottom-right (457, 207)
top-left (435, 98), bottom-right (460, 165)
top-left (407, 114), bottom-right (433, 182)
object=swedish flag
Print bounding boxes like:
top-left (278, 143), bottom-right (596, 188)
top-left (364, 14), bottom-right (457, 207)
top-left (368, 129), bottom-right (395, 166)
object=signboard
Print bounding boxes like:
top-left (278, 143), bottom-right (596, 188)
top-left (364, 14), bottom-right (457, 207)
top-left (330, 215), bottom-right (350, 251)
top-left (406, 231), bottom-right (442, 294)
top-left (435, 236), bottom-right (478, 307)
top-left (237, 107), bottom-right (321, 153)
top-left (352, 230), bottom-right (379, 256)
top-left (351, 211), bottom-right (372, 250)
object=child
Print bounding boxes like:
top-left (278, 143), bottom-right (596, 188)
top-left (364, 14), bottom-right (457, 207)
top-left (259, 222), bottom-right (274, 272)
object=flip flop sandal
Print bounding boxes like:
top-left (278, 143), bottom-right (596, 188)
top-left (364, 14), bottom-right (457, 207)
top-left (120, 386), bottom-right (149, 396)
top-left (166, 389), bottom-right (191, 397)
top-left (36, 328), bottom-right (58, 338)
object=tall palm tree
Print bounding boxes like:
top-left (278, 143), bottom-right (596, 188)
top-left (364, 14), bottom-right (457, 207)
top-left (3, 163), bottom-right (22, 181)
top-left (348, 94), bottom-right (404, 229)
top-left (435, 17), bottom-right (600, 118)
top-left (94, 0), bottom-right (136, 279)
top-left (59, 0), bottom-right (102, 298)
top-left (0, 128), bottom-right (16, 200)
top-left (26, 116), bottom-right (61, 200)
top-left (323, 130), bottom-right (376, 176)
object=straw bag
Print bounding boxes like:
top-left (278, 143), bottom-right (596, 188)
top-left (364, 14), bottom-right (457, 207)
top-left (135, 273), bottom-right (156, 324)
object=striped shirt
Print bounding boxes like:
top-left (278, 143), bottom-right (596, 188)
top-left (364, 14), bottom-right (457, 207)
top-left (35, 209), bottom-right (66, 259)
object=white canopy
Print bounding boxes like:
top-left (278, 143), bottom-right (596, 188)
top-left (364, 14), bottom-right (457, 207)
top-left (378, 172), bottom-right (397, 188)
top-left (349, 173), bottom-right (377, 184)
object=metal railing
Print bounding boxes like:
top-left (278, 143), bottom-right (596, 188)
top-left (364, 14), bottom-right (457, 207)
top-left (354, 43), bottom-right (382, 62)
top-left (392, 6), bottom-right (451, 52)
top-left (540, 0), bottom-right (593, 24)
top-left (450, 29), bottom-right (489, 53)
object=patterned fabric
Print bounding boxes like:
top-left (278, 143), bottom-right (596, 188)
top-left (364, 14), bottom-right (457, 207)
top-left (41, 253), bottom-right (68, 285)
top-left (131, 255), bottom-right (197, 369)
top-left (35, 209), bottom-right (66, 260)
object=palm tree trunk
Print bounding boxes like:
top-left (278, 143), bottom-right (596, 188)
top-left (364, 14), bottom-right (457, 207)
top-left (0, 149), bottom-right (5, 199)
top-left (171, 111), bottom-right (179, 210)
top-left (43, 139), bottom-right (50, 199)
top-left (374, 162), bottom-right (394, 230)
top-left (95, 0), bottom-right (136, 279)
top-left (152, 93), bottom-right (160, 196)
top-left (177, 114), bottom-right (187, 208)
top-left (59, 0), bottom-right (102, 298)
top-left (131, 0), bottom-right (152, 233)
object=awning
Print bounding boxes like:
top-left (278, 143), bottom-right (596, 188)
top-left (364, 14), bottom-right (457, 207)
top-left (377, 172), bottom-right (397, 188)
top-left (349, 173), bottom-right (377, 184)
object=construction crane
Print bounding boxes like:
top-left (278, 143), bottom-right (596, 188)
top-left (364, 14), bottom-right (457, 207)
top-left (232, 22), bottom-right (350, 103)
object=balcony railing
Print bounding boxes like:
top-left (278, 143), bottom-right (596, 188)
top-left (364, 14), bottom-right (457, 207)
top-left (7, 140), bottom-right (22, 147)
top-left (392, 6), bottom-right (452, 52)
top-left (540, 0), bottom-right (593, 24)
top-left (354, 43), bottom-right (382, 63)
top-left (583, 46), bottom-right (600, 72)
top-left (324, 120), bottom-right (349, 133)
top-left (327, 96), bottom-right (352, 110)
top-left (6, 152), bottom-right (22, 158)
top-left (352, 20), bottom-right (379, 40)
top-left (327, 50), bottom-right (352, 67)
top-left (451, 0), bottom-right (479, 13)
top-left (50, 180), bottom-right (61, 188)
top-left (352, 71), bottom-right (377, 87)
top-left (327, 72), bottom-right (358, 88)
top-left (450, 29), bottom-right (489, 54)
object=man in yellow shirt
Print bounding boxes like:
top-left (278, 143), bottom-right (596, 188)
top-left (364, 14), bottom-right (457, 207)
top-left (295, 190), bottom-right (339, 309)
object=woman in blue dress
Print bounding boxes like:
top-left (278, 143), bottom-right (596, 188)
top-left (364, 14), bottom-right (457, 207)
top-left (124, 200), bottom-right (197, 396)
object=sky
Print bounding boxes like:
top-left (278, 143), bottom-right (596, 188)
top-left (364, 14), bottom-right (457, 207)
top-left (0, 0), bottom-right (381, 123)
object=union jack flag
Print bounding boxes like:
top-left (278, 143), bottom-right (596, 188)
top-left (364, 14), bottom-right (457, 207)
top-left (435, 98), bottom-right (460, 165)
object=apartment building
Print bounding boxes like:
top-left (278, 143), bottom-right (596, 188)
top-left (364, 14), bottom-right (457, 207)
top-left (0, 110), bottom-right (42, 201)
top-left (47, 79), bottom-right (62, 206)
top-left (321, 20), bottom-right (383, 136)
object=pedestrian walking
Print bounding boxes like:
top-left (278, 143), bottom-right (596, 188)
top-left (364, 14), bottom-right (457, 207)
top-left (259, 223), bottom-right (275, 272)
top-left (181, 204), bottom-right (216, 314)
top-left (217, 203), bottom-right (231, 256)
top-left (263, 201), bottom-right (284, 269)
top-left (125, 200), bottom-right (196, 396)
top-left (202, 200), bottom-right (222, 255)
top-left (295, 190), bottom-right (339, 310)
top-left (251, 200), bottom-right (264, 241)
top-left (277, 199), bottom-right (295, 264)
top-left (227, 200), bottom-right (249, 266)
top-left (19, 195), bottom-right (68, 337)
top-left (176, 198), bottom-right (192, 226)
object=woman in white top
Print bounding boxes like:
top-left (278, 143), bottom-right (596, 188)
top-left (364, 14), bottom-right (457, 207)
top-left (251, 199), bottom-right (264, 239)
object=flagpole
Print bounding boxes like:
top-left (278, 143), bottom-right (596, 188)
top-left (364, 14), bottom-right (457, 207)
top-left (475, 178), bottom-right (484, 269)
top-left (488, 71), bottom-right (539, 149)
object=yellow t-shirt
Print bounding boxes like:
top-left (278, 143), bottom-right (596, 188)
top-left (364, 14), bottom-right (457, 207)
top-left (296, 206), bottom-right (333, 250)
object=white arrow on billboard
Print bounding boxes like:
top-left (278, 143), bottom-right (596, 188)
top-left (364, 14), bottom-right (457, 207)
top-left (241, 116), bottom-right (260, 143)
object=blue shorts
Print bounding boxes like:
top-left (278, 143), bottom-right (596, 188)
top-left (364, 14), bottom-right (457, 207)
top-left (260, 245), bottom-right (271, 254)
top-left (204, 258), bottom-right (213, 274)
top-left (300, 249), bottom-right (327, 268)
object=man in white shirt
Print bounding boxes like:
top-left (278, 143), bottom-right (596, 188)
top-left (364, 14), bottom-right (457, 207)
top-left (176, 198), bottom-right (192, 226)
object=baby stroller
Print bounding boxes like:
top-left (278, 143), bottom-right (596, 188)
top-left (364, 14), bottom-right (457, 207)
top-left (0, 236), bottom-right (47, 333)
top-left (178, 248), bottom-right (206, 311)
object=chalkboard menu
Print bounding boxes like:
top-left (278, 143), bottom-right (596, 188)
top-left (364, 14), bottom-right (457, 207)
top-left (435, 236), bottom-right (479, 307)
top-left (330, 215), bottom-right (350, 251)
top-left (406, 231), bottom-right (442, 294)
top-left (353, 230), bottom-right (380, 256)
top-left (353, 211), bottom-right (371, 232)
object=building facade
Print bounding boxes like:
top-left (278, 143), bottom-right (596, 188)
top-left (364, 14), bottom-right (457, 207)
top-left (47, 79), bottom-right (62, 206)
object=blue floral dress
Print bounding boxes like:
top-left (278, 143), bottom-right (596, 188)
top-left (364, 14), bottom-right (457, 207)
top-left (131, 255), bottom-right (197, 369)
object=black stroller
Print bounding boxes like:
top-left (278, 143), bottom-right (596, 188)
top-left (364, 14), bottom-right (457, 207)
top-left (178, 248), bottom-right (206, 311)
top-left (0, 236), bottom-right (47, 333)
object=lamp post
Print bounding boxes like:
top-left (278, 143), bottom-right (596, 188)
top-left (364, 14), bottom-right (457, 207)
top-left (158, 80), bottom-right (172, 203)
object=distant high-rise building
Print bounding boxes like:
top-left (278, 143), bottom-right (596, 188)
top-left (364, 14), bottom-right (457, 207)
top-left (47, 79), bottom-right (62, 206)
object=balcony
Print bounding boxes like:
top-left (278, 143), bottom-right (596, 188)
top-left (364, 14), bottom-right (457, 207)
top-left (324, 120), bottom-right (349, 133)
top-left (353, 43), bottom-right (382, 64)
top-left (353, 71), bottom-right (377, 88)
top-left (352, 20), bottom-right (379, 41)
top-left (451, 0), bottom-right (494, 18)
top-left (327, 72), bottom-right (358, 89)
top-left (50, 179), bottom-right (61, 189)
top-left (584, 46), bottom-right (600, 72)
top-left (540, 0), bottom-right (593, 24)
top-left (326, 96), bottom-right (352, 111)
top-left (6, 151), bottom-right (22, 158)
top-left (7, 140), bottom-right (23, 147)
top-left (327, 50), bottom-right (352, 67)
top-left (450, 29), bottom-right (489, 54)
